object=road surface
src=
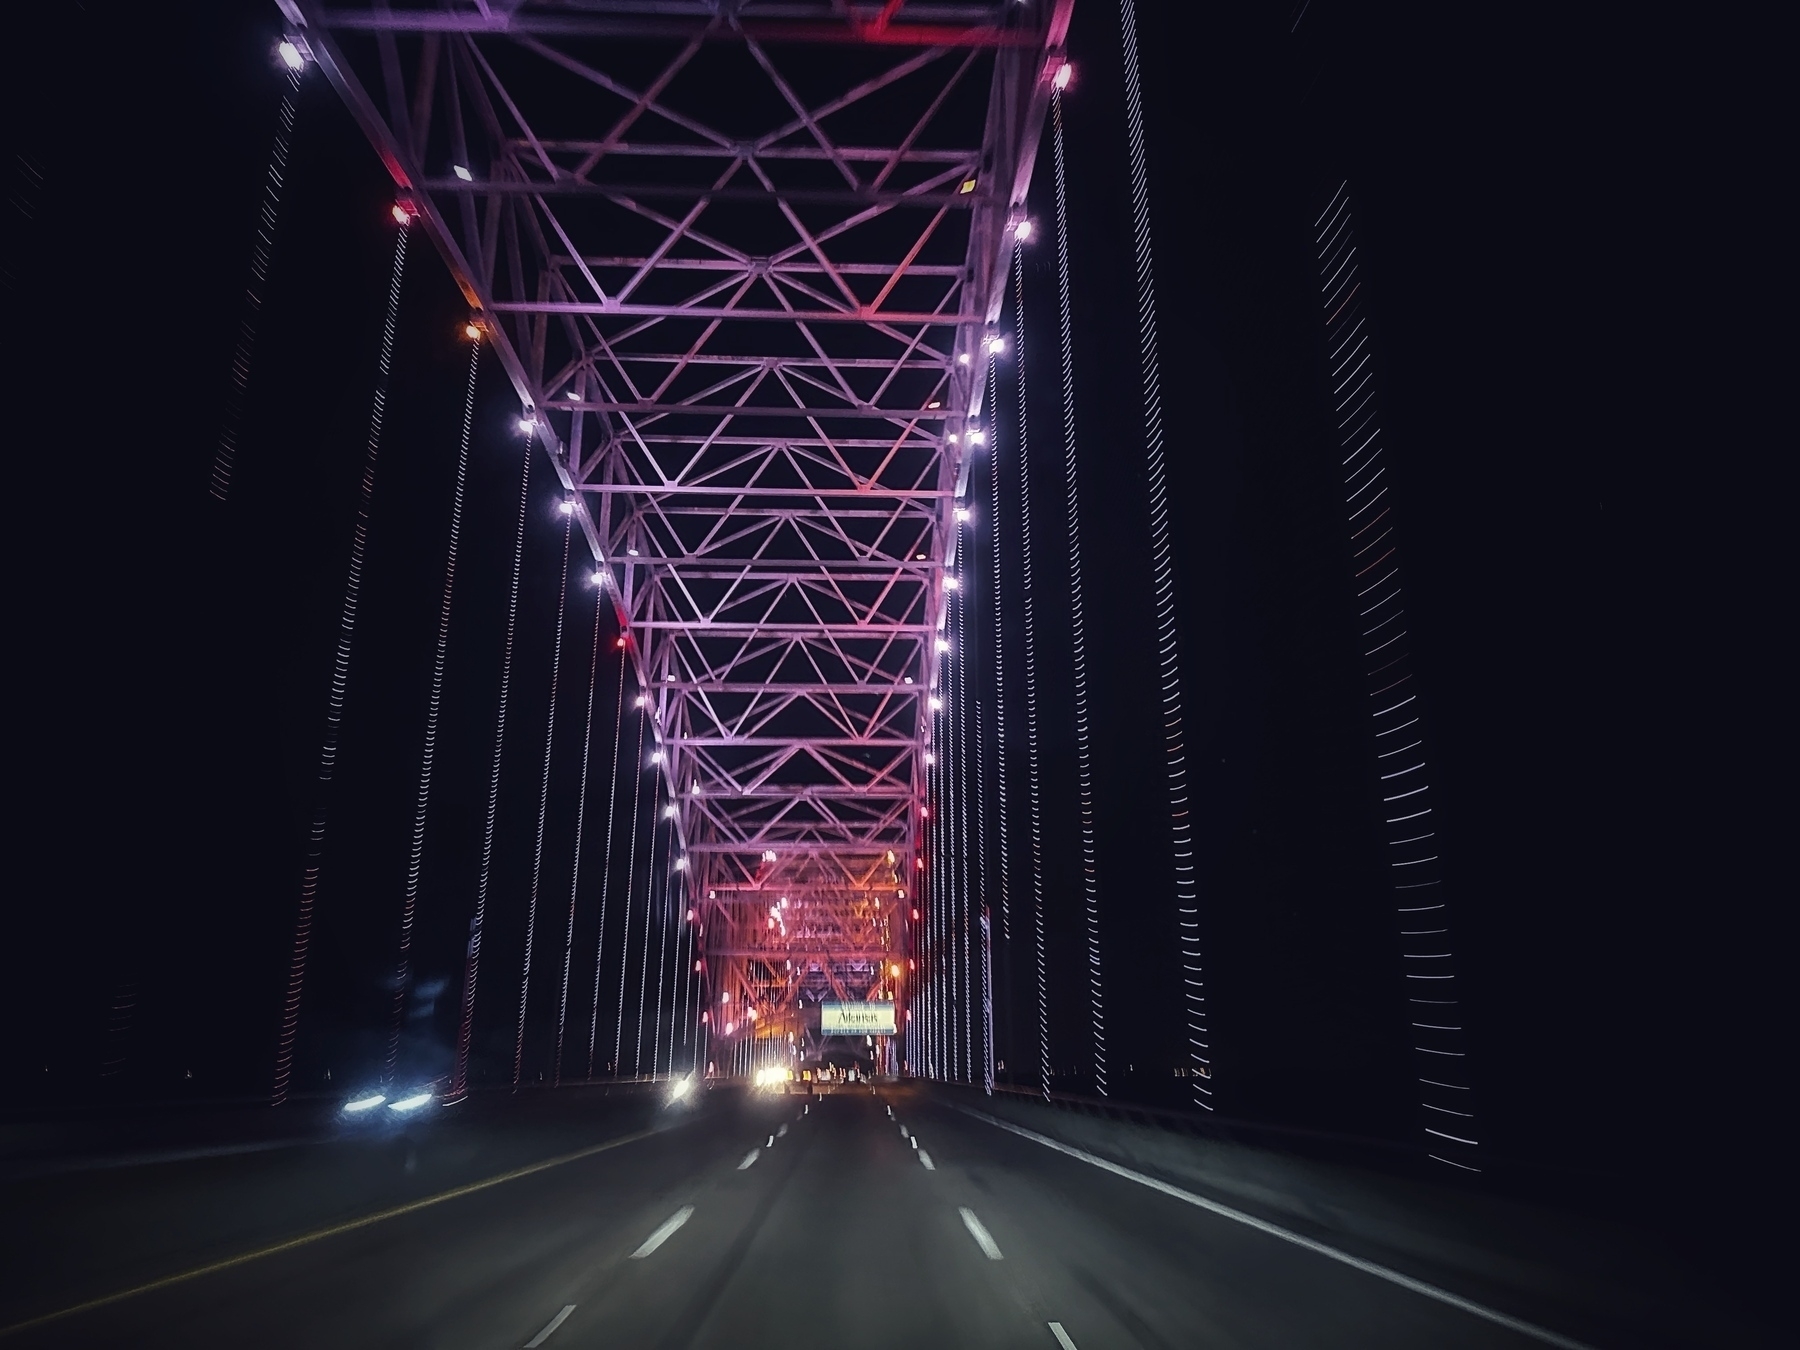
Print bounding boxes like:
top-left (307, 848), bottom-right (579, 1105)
top-left (2, 1087), bottom-right (1621, 1347)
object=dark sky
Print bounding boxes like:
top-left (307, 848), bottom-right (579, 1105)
top-left (3, 0), bottom-right (1782, 1274)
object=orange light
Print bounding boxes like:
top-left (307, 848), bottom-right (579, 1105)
top-left (463, 321), bottom-right (481, 340)
top-left (890, 964), bottom-right (902, 978)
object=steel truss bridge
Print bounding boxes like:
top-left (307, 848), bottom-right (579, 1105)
top-left (290, 0), bottom-right (1071, 1072)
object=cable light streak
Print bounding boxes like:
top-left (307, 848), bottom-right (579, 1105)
top-left (955, 516), bottom-right (973, 1082)
top-left (1115, 3), bottom-right (1208, 1105)
top-left (516, 512), bottom-right (573, 1087)
top-left (988, 347), bottom-right (1012, 952)
top-left (210, 64), bottom-right (301, 504)
top-left (553, 587), bottom-right (605, 1085)
top-left (653, 824), bottom-right (675, 1075)
top-left (272, 219), bottom-right (409, 1106)
top-left (614, 710), bottom-right (646, 1074)
top-left (1050, 90), bottom-right (1106, 1098)
top-left (634, 788), bottom-right (665, 1075)
top-left (450, 417), bottom-right (533, 1103)
top-left (386, 314), bottom-right (480, 1084)
top-left (1315, 182), bottom-right (1478, 1171)
top-left (587, 662), bottom-right (627, 1079)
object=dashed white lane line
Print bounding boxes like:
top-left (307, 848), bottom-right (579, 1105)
top-left (1047, 1323), bottom-right (1079, 1350)
top-left (766, 1134), bottom-right (775, 1147)
top-left (738, 1149), bottom-right (761, 1170)
top-left (959, 1107), bottom-right (1597, 1350)
top-left (899, 1124), bottom-right (909, 1138)
top-left (778, 1123), bottom-right (788, 1137)
top-left (523, 1304), bottom-right (575, 1348)
top-left (959, 1207), bottom-right (1003, 1260)
top-left (918, 1150), bottom-right (936, 1171)
top-left (629, 1206), bottom-right (694, 1259)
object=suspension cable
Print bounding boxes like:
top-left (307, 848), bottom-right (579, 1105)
top-left (1050, 90), bottom-right (1107, 1097)
top-left (635, 798), bottom-right (664, 1075)
top-left (1118, 0), bottom-right (1208, 1106)
top-left (613, 708), bottom-right (646, 1073)
top-left (449, 415), bottom-right (532, 1102)
top-left (210, 64), bottom-right (302, 504)
top-left (955, 512), bottom-right (973, 1081)
top-left (270, 218), bottom-right (409, 1106)
top-left (552, 586), bottom-right (604, 1084)
top-left (1010, 242), bottom-right (1050, 1101)
top-left (989, 328), bottom-right (1014, 1082)
top-left (586, 649), bottom-right (626, 1078)
top-left (652, 826), bottom-right (674, 1076)
top-left (929, 719), bottom-right (944, 1078)
top-left (515, 511), bottom-right (573, 1086)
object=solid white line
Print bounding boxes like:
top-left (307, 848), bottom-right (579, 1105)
top-left (918, 1150), bottom-right (936, 1171)
top-left (629, 1206), bottom-right (694, 1259)
top-left (738, 1149), bottom-right (760, 1170)
top-left (959, 1207), bottom-right (1003, 1259)
top-left (958, 1108), bottom-right (1596, 1350)
top-left (524, 1304), bottom-right (575, 1348)
top-left (1048, 1322), bottom-right (1079, 1350)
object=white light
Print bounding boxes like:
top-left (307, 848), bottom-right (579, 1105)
top-left (957, 353), bottom-right (971, 366)
top-left (650, 750), bottom-right (664, 764)
top-left (453, 165), bottom-right (474, 182)
top-left (1053, 61), bottom-right (1074, 91)
top-left (664, 804), bottom-right (677, 819)
top-left (635, 694), bottom-right (648, 708)
top-left (943, 576), bottom-right (960, 590)
top-left (627, 547), bottom-right (640, 557)
top-left (903, 676), bottom-right (914, 685)
top-left (985, 336), bottom-right (1006, 355)
top-left (559, 500), bottom-right (574, 515)
top-left (780, 897), bottom-right (789, 908)
top-left (518, 416), bottom-right (535, 434)
top-left (936, 638), bottom-right (950, 652)
top-left (722, 992), bottom-right (731, 1003)
top-left (675, 857), bottom-right (688, 870)
top-left (566, 389), bottom-right (580, 400)
top-left (929, 697), bottom-right (943, 711)
top-left (591, 570), bottom-right (606, 586)
top-left (967, 431), bottom-right (986, 446)
top-left (924, 752), bottom-right (936, 765)
top-left (277, 40), bottom-right (305, 72)
top-left (388, 1092), bottom-right (433, 1113)
top-left (669, 1074), bottom-right (693, 1101)
top-left (947, 434), bottom-right (959, 444)
top-left (342, 1093), bottom-right (385, 1113)
top-left (691, 783), bottom-right (702, 795)
top-left (1013, 219), bottom-right (1034, 242)
top-left (954, 507), bottom-right (971, 522)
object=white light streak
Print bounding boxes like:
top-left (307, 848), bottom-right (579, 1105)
top-left (277, 40), bottom-right (305, 71)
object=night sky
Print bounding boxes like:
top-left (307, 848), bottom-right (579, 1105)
top-left (4, 0), bottom-right (1781, 1282)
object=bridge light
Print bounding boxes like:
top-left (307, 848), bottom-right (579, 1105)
top-left (559, 499), bottom-right (574, 515)
top-left (916, 858), bottom-right (925, 869)
top-left (966, 431), bottom-right (986, 447)
top-left (391, 203), bottom-right (414, 225)
top-left (277, 40), bottom-right (306, 71)
top-left (903, 675), bottom-right (914, 684)
top-left (943, 576), bottom-right (960, 591)
top-left (452, 165), bottom-right (473, 182)
top-left (959, 178), bottom-right (978, 195)
top-left (721, 992), bottom-right (731, 1003)
top-left (1013, 219), bottom-right (1034, 242)
top-left (566, 389), bottom-right (580, 400)
top-left (984, 336), bottom-right (1005, 356)
top-left (650, 750), bottom-right (664, 764)
top-left (957, 353), bottom-right (971, 366)
top-left (627, 547), bottom-right (640, 556)
top-left (517, 415), bottom-right (536, 434)
top-left (936, 638), bottom-right (950, 653)
top-left (675, 857), bottom-right (688, 870)
top-left (955, 506), bottom-right (971, 522)
top-left (928, 697), bottom-right (942, 710)
top-left (635, 694), bottom-right (647, 707)
top-left (463, 321), bottom-right (482, 340)
top-left (897, 888), bottom-right (906, 899)
top-left (663, 804), bottom-right (677, 819)
top-left (928, 400), bottom-right (942, 409)
top-left (891, 964), bottom-right (902, 978)
top-left (1053, 61), bottom-right (1074, 91)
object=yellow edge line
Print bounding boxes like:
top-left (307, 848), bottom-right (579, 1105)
top-left (0, 1122), bottom-right (670, 1338)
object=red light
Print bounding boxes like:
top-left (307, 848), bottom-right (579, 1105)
top-left (391, 202), bottom-right (413, 225)
top-left (911, 908), bottom-right (920, 920)
top-left (615, 636), bottom-right (627, 649)
top-left (916, 858), bottom-right (925, 870)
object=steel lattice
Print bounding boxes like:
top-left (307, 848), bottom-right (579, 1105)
top-left (292, 0), bottom-right (1069, 1067)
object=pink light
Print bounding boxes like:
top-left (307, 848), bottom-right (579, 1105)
top-left (1053, 62), bottom-right (1074, 91)
top-left (391, 203), bottom-right (413, 225)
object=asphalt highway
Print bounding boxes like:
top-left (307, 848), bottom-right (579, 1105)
top-left (5, 1087), bottom-right (1616, 1348)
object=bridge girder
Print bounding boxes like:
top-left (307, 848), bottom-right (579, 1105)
top-left (295, 0), bottom-right (1070, 1068)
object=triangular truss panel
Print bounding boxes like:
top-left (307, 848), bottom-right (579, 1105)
top-left (294, 0), bottom-right (1069, 1064)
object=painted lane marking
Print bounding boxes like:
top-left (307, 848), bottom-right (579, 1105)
top-left (738, 1149), bottom-right (760, 1170)
top-left (1048, 1323), bottom-right (1079, 1350)
top-left (524, 1305), bottom-right (575, 1348)
top-left (778, 1123), bottom-right (788, 1137)
top-left (958, 1107), bottom-right (1597, 1350)
top-left (899, 1124), bottom-right (909, 1137)
top-left (918, 1150), bottom-right (936, 1170)
top-left (959, 1207), bottom-right (1003, 1260)
top-left (629, 1206), bottom-right (695, 1259)
top-left (766, 1134), bottom-right (775, 1147)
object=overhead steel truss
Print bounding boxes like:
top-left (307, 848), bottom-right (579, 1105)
top-left (290, 0), bottom-right (1069, 1065)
